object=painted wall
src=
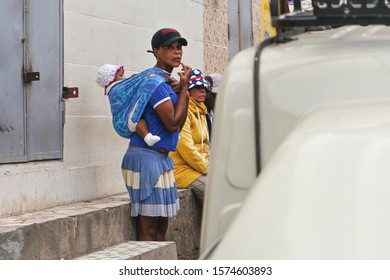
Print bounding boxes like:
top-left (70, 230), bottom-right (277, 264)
top-left (0, 0), bottom-right (205, 217)
top-left (0, 0), bottom-right (262, 218)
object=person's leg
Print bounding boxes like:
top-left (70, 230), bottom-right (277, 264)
top-left (155, 217), bottom-right (169, 241)
top-left (137, 215), bottom-right (158, 241)
top-left (136, 119), bottom-right (161, 146)
top-left (189, 176), bottom-right (207, 206)
top-left (135, 118), bottom-right (148, 139)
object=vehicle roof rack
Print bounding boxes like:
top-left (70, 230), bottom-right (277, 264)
top-left (271, 0), bottom-right (390, 28)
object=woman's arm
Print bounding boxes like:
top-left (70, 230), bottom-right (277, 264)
top-left (155, 63), bottom-right (191, 132)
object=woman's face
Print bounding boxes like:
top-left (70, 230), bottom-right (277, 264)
top-left (189, 86), bottom-right (207, 103)
top-left (154, 41), bottom-right (183, 72)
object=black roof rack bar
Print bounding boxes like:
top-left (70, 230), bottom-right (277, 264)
top-left (271, 0), bottom-right (390, 28)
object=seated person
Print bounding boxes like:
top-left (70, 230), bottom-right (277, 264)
top-left (169, 68), bottom-right (210, 205)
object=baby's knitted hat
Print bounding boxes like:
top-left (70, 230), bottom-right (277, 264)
top-left (96, 64), bottom-right (124, 93)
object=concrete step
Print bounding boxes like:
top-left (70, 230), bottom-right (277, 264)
top-left (75, 241), bottom-right (177, 260)
top-left (0, 189), bottom-right (201, 260)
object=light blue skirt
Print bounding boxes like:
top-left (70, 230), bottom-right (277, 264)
top-left (121, 147), bottom-right (180, 217)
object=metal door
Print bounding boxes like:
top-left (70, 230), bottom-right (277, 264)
top-left (228, 0), bottom-right (253, 60)
top-left (0, 0), bottom-right (64, 163)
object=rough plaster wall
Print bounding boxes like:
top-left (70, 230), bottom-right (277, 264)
top-left (203, 0), bottom-right (228, 74)
top-left (0, 0), bottom-right (205, 217)
top-left (203, 0), bottom-right (262, 74)
top-left (253, 0), bottom-right (262, 46)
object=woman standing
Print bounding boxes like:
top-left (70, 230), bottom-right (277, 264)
top-left (121, 28), bottom-right (191, 241)
top-left (169, 69), bottom-right (210, 205)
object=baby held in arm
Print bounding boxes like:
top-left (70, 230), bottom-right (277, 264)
top-left (96, 64), bottom-right (160, 146)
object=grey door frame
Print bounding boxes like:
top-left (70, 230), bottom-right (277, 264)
top-left (228, 0), bottom-right (254, 60)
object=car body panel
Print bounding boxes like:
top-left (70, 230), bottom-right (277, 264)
top-left (210, 100), bottom-right (390, 259)
top-left (200, 25), bottom-right (390, 257)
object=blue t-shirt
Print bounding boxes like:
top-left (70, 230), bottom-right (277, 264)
top-left (130, 82), bottom-right (180, 151)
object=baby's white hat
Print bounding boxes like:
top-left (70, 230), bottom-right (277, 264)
top-left (96, 64), bottom-right (124, 89)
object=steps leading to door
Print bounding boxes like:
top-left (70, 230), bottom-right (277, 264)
top-left (0, 190), bottom-right (201, 260)
top-left (75, 241), bottom-right (177, 260)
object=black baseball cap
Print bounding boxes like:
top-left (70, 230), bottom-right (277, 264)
top-left (151, 28), bottom-right (188, 50)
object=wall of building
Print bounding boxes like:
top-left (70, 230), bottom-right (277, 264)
top-left (253, 0), bottom-right (262, 45)
top-left (203, 0), bottom-right (262, 74)
top-left (0, 0), bottom-right (206, 217)
top-left (0, 0), bottom-right (262, 218)
top-left (203, 0), bottom-right (228, 74)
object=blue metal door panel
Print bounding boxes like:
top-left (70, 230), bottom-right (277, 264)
top-left (25, 0), bottom-right (63, 161)
top-left (0, 0), bottom-right (63, 163)
top-left (0, 0), bottom-right (25, 162)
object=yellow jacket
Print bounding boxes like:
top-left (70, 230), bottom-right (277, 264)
top-left (170, 96), bottom-right (210, 188)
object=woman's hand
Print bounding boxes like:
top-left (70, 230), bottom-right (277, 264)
top-left (169, 81), bottom-right (181, 93)
top-left (178, 63), bottom-right (191, 92)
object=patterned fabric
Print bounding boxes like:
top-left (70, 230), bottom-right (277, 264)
top-left (107, 67), bottom-right (170, 138)
top-left (187, 68), bottom-right (210, 90)
top-left (122, 147), bottom-right (180, 217)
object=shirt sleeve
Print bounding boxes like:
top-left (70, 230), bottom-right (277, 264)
top-left (149, 83), bottom-right (172, 109)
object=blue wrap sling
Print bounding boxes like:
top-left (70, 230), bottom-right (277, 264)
top-left (108, 67), bottom-right (171, 138)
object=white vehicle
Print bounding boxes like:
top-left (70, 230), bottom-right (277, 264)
top-left (200, 0), bottom-right (390, 259)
